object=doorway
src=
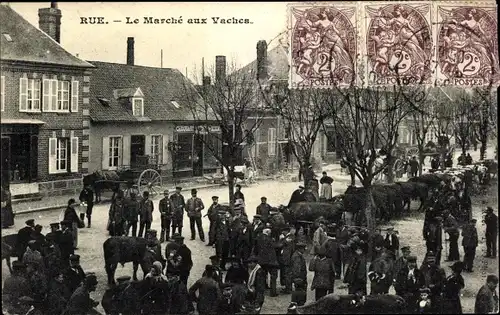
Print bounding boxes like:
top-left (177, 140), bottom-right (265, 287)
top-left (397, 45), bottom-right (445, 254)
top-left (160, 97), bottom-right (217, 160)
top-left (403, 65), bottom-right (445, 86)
top-left (193, 134), bottom-right (204, 176)
top-left (130, 135), bottom-right (146, 167)
top-left (2, 137), bottom-right (10, 185)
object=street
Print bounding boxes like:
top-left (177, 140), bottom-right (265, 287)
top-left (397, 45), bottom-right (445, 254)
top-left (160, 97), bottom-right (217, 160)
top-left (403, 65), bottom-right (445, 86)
top-left (2, 170), bottom-right (498, 314)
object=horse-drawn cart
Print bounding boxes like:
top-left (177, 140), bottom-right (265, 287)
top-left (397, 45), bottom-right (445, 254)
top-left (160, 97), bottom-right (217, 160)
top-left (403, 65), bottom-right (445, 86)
top-left (84, 156), bottom-right (163, 202)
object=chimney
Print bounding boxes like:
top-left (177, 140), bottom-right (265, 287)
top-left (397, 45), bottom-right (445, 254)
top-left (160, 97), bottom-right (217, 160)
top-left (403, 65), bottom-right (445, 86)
top-left (256, 40), bottom-right (268, 80)
top-left (202, 76), bottom-right (211, 86)
top-left (38, 1), bottom-right (62, 43)
top-left (127, 37), bottom-right (135, 66)
top-left (215, 55), bottom-right (226, 83)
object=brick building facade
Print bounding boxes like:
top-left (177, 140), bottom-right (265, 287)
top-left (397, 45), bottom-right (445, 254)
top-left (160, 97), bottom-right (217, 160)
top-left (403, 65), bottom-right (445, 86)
top-left (0, 4), bottom-right (94, 198)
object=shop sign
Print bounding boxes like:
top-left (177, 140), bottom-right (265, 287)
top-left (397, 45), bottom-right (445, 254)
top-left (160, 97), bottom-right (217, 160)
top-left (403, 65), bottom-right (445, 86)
top-left (175, 126), bottom-right (194, 133)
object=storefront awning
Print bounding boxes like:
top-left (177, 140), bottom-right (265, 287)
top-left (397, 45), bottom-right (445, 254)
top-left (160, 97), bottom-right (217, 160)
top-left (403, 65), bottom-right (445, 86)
top-left (1, 118), bottom-right (46, 125)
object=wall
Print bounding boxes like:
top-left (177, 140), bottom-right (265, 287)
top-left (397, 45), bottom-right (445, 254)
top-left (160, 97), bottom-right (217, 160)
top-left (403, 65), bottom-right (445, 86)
top-left (1, 63), bottom-right (91, 196)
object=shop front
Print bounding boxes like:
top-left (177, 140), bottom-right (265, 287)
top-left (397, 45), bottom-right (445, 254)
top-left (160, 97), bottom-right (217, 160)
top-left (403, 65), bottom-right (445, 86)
top-left (1, 120), bottom-right (43, 195)
top-left (171, 125), bottom-right (221, 178)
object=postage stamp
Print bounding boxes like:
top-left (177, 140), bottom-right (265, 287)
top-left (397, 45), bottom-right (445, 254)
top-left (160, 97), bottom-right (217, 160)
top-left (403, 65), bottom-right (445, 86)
top-left (434, 4), bottom-right (499, 86)
top-left (364, 3), bottom-right (433, 86)
top-left (288, 4), bottom-right (357, 88)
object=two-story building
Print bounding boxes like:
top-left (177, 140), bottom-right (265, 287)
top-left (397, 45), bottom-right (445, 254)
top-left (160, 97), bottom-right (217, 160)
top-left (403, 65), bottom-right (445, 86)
top-left (0, 4), bottom-right (94, 198)
top-left (88, 38), bottom-right (220, 181)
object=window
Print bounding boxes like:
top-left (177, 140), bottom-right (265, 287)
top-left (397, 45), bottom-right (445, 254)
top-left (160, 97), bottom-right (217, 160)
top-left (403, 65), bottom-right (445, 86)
top-left (268, 128), bottom-right (276, 156)
top-left (1, 76), bottom-right (4, 111)
top-left (109, 136), bottom-right (122, 168)
top-left (56, 138), bottom-right (68, 171)
top-left (150, 135), bottom-right (162, 165)
top-left (132, 97), bottom-right (144, 116)
top-left (19, 78), bottom-right (41, 112)
top-left (57, 81), bottom-right (70, 111)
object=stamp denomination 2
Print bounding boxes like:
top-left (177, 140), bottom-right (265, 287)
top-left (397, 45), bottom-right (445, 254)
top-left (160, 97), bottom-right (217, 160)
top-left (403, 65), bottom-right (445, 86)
top-left (288, 5), bottom-right (357, 88)
top-left (435, 5), bottom-right (499, 86)
top-left (365, 3), bottom-right (433, 86)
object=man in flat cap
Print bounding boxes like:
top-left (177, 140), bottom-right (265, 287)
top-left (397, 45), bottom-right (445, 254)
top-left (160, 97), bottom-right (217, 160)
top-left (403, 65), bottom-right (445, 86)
top-left (59, 221), bottom-right (75, 268)
top-left (225, 256), bottom-right (248, 285)
top-left (217, 282), bottom-right (241, 315)
top-left (16, 219), bottom-right (36, 259)
top-left (462, 218), bottom-right (478, 272)
top-left (246, 255), bottom-right (266, 308)
top-left (64, 273), bottom-right (99, 315)
top-left (215, 209), bottom-right (231, 270)
top-left (159, 189), bottom-right (174, 242)
top-left (419, 251), bottom-right (446, 307)
top-left (393, 246), bottom-right (411, 284)
top-left (173, 234), bottom-right (193, 286)
top-left (251, 215), bottom-right (264, 249)
top-left (170, 186), bottom-right (186, 237)
top-left (424, 216), bottom-right (443, 265)
top-left (484, 206), bottom-right (498, 258)
top-left (138, 191), bottom-right (154, 238)
top-left (205, 255), bottom-right (223, 284)
top-left (344, 244), bottom-right (367, 295)
top-left (236, 216), bottom-right (253, 263)
top-left (384, 227), bottom-right (400, 258)
top-left (186, 188), bottom-right (205, 242)
top-left (256, 197), bottom-right (272, 224)
top-left (394, 255), bottom-right (424, 310)
top-left (276, 226), bottom-right (295, 294)
top-left (46, 223), bottom-right (62, 246)
top-left (64, 254), bottom-right (86, 295)
top-left (442, 210), bottom-right (460, 262)
top-left (442, 261), bottom-right (465, 314)
top-left (205, 196), bottom-right (222, 246)
top-left (290, 242), bottom-right (308, 295)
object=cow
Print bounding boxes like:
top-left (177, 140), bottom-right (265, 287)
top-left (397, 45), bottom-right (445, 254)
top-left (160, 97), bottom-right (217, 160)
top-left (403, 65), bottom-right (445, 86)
top-left (103, 236), bottom-right (164, 285)
top-left (395, 182), bottom-right (429, 212)
top-left (286, 294), bottom-right (406, 314)
top-left (83, 171), bottom-right (128, 203)
top-left (2, 234), bottom-right (18, 274)
top-left (343, 186), bottom-right (396, 224)
top-left (281, 202), bottom-right (344, 227)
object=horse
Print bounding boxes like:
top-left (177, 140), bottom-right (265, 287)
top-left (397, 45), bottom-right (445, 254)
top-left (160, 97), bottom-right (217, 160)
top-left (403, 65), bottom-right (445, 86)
top-left (83, 171), bottom-right (122, 203)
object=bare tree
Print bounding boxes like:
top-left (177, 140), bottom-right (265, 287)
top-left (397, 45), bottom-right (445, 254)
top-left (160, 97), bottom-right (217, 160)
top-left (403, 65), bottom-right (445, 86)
top-left (181, 60), bottom-right (264, 206)
top-left (451, 90), bottom-right (479, 159)
top-left (260, 85), bottom-right (331, 187)
top-left (471, 85), bottom-right (497, 160)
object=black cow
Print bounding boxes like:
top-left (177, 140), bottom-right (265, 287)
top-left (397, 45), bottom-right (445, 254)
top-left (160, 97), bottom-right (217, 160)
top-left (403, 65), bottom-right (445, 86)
top-left (375, 184), bottom-right (404, 218)
top-left (343, 186), bottom-right (394, 223)
top-left (287, 294), bottom-right (406, 314)
top-left (103, 236), bottom-right (163, 285)
top-left (83, 171), bottom-right (134, 203)
top-left (281, 202), bottom-right (344, 226)
top-left (395, 182), bottom-right (429, 212)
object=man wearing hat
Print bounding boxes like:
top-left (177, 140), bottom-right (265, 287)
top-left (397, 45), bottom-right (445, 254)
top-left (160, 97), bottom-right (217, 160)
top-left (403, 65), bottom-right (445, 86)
top-left (443, 210), bottom-right (460, 262)
top-left (393, 246), bottom-right (411, 284)
top-left (158, 189), bottom-right (174, 242)
top-left (215, 210), bottom-right (231, 270)
top-left (173, 234), bottom-right (193, 286)
top-left (424, 216), bottom-right (443, 265)
top-left (344, 244), bottom-right (367, 295)
top-left (225, 256), bottom-right (248, 285)
top-left (276, 226), bottom-right (295, 294)
top-left (394, 255), bottom-right (424, 310)
top-left (256, 197), bottom-right (272, 224)
top-left (384, 227), bottom-right (399, 258)
top-left (46, 271), bottom-right (72, 315)
top-left (370, 228), bottom-right (385, 261)
top-left (216, 282), bottom-right (241, 315)
top-left (290, 241), bottom-right (308, 293)
top-left (323, 228), bottom-right (342, 280)
top-left (79, 183), bottom-right (94, 228)
top-left (475, 275), bottom-right (499, 314)
top-left (462, 218), bottom-right (478, 272)
top-left (205, 255), bottom-right (223, 284)
top-left (109, 193), bottom-right (126, 236)
top-left (46, 223), bottom-right (62, 246)
top-left (59, 221), bottom-right (75, 268)
top-left (236, 216), bottom-right (252, 262)
top-left (442, 261), bottom-right (465, 314)
top-left (251, 215), bottom-right (264, 249)
top-left (138, 191), bottom-right (154, 238)
top-left (189, 265), bottom-right (221, 315)
top-left (63, 198), bottom-right (82, 249)
top-left (288, 185), bottom-right (306, 208)
top-left (255, 228), bottom-right (279, 297)
top-left (205, 196), bottom-right (222, 246)
top-left (64, 254), bottom-right (86, 295)
top-left (16, 219), bottom-right (36, 259)
top-left (245, 255), bottom-right (266, 308)
top-left (419, 251), bottom-right (446, 306)
top-left (234, 184), bottom-right (245, 204)
top-left (170, 186), bottom-right (186, 236)
top-left (64, 273), bottom-right (99, 315)
top-left (484, 206), bottom-right (498, 258)
top-left (186, 188), bottom-right (206, 242)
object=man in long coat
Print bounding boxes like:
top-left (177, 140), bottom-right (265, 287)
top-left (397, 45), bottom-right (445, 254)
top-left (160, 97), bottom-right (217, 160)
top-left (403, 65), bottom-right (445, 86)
top-left (474, 275), bottom-right (499, 314)
top-left (236, 216), bottom-right (252, 262)
top-left (290, 242), bottom-right (308, 289)
top-left (174, 235), bottom-right (193, 286)
top-left (78, 184), bottom-right (94, 228)
top-left (420, 252), bottom-right (446, 307)
top-left (170, 187), bottom-right (186, 236)
top-left (159, 190), bottom-right (173, 242)
top-left (442, 261), bottom-right (465, 314)
top-left (189, 265), bottom-right (221, 315)
top-left (277, 227), bottom-right (295, 293)
top-left (394, 255), bottom-right (424, 312)
top-left (424, 216), bottom-right (443, 265)
top-left (138, 191), bottom-right (154, 238)
top-left (368, 250), bottom-right (393, 295)
top-left (63, 274), bottom-right (99, 315)
top-left (255, 228), bottom-right (279, 297)
top-left (344, 245), bottom-right (367, 295)
top-left (443, 210), bottom-right (460, 261)
top-left (59, 221), bottom-right (75, 268)
top-left (186, 188), bottom-right (205, 242)
top-left (256, 197), bottom-right (272, 224)
top-left (462, 219), bottom-right (478, 272)
top-left (17, 219), bottom-right (36, 259)
top-left (484, 207), bottom-right (498, 258)
top-left (64, 254), bottom-right (86, 295)
top-left (215, 212), bottom-right (231, 270)
top-left (206, 196), bottom-right (222, 246)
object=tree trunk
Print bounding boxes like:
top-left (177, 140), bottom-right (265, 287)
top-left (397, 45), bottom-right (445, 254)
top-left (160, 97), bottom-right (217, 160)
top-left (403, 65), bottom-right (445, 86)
top-left (349, 166), bottom-right (356, 186)
top-left (418, 144), bottom-right (425, 176)
top-left (363, 182), bottom-right (376, 260)
top-left (227, 169), bottom-right (235, 209)
top-left (386, 154), bottom-right (395, 183)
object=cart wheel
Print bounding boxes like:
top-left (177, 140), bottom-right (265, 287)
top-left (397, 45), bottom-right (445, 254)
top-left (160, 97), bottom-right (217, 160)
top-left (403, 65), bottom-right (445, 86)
top-left (138, 169), bottom-right (162, 197)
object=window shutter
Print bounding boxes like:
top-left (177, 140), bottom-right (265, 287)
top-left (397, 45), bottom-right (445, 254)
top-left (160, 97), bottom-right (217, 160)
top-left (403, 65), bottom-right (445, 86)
top-left (50, 79), bottom-right (58, 111)
top-left (19, 77), bottom-right (28, 111)
top-left (48, 138), bottom-right (57, 174)
top-left (102, 136), bottom-right (110, 170)
top-left (162, 135), bottom-right (169, 165)
top-left (145, 135), bottom-right (152, 157)
top-left (268, 128), bottom-right (276, 156)
top-left (71, 137), bottom-right (79, 172)
top-left (71, 81), bottom-right (79, 112)
top-left (122, 135), bottom-right (130, 167)
top-left (42, 79), bottom-right (50, 111)
top-left (1, 76), bottom-right (4, 112)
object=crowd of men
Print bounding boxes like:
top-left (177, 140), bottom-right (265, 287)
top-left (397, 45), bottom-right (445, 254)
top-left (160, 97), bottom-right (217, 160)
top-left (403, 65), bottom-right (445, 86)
top-left (2, 172), bottom-right (499, 314)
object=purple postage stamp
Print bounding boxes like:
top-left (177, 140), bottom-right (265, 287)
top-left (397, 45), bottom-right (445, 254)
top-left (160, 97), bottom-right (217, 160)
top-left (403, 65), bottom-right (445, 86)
top-left (364, 3), bottom-right (433, 86)
top-left (435, 4), bottom-right (499, 86)
top-left (288, 5), bottom-right (357, 88)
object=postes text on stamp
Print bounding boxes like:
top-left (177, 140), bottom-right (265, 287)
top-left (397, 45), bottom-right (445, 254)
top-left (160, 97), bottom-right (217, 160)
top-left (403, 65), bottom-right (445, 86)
top-left (365, 3), bottom-right (433, 86)
top-left (435, 5), bottom-right (499, 86)
top-left (289, 5), bottom-right (357, 89)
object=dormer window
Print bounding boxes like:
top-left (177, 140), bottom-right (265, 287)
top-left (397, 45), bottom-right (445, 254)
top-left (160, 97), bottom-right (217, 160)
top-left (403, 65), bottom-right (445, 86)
top-left (132, 97), bottom-right (144, 116)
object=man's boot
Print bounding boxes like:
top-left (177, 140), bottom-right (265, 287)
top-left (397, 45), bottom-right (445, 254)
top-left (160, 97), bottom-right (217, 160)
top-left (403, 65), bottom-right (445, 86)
top-left (87, 216), bottom-right (91, 228)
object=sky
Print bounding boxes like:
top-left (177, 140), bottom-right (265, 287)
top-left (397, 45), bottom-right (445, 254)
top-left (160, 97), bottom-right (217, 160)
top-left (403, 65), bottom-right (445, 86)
top-left (8, 2), bottom-right (288, 82)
